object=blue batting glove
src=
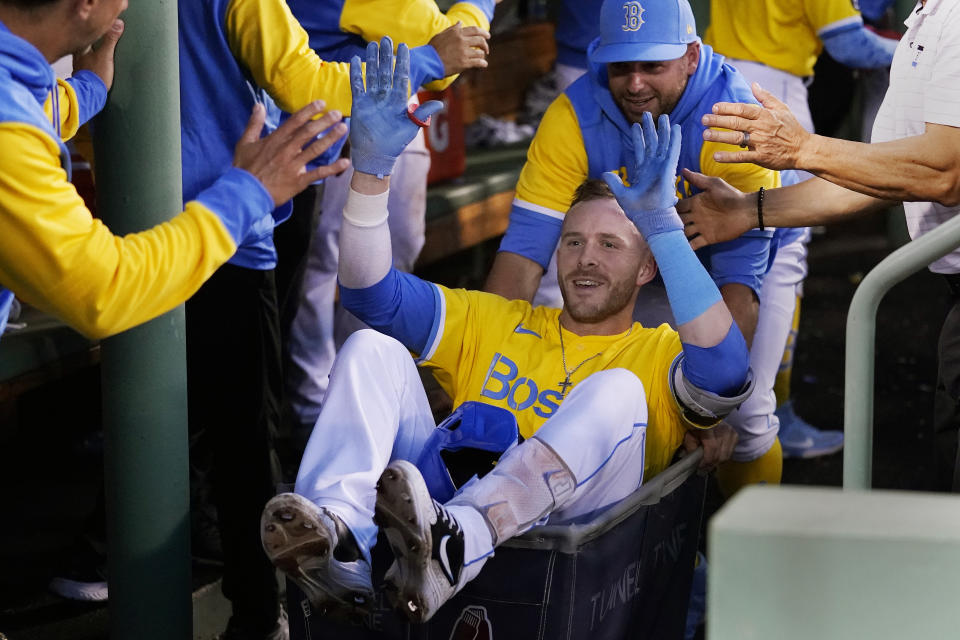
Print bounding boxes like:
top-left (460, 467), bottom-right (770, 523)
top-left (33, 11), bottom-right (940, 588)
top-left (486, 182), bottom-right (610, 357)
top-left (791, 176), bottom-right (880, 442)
top-left (602, 112), bottom-right (684, 239)
top-left (349, 37), bottom-right (444, 178)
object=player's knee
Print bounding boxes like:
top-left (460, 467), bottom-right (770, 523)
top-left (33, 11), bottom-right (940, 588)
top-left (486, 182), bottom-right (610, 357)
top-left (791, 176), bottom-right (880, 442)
top-left (577, 368), bottom-right (645, 400)
top-left (338, 328), bottom-right (407, 363)
top-left (571, 368), bottom-right (648, 422)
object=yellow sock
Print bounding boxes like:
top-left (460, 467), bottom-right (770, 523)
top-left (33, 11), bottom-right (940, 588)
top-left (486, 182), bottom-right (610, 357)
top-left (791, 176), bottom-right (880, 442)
top-left (716, 439), bottom-right (783, 498)
top-left (773, 296), bottom-right (802, 407)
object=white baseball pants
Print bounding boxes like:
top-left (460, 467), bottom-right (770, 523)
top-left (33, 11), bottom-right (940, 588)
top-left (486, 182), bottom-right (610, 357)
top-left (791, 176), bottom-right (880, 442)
top-left (294, 330), bottom-right (649, 566)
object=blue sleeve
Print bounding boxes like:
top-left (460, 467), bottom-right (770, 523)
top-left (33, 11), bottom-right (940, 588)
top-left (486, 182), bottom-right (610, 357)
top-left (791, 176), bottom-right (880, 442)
top-left (681, 322), bottom-right (750, 396)
top-left (65, 70), bottom-right (108, 126)
top-left (464, 0), bottom-right (495, 21)
top-left (696, 230), bottom-right (773, 297)
top-left (857, 0), bottom-right (896, 22)
top-left (409, 45), bottom-right (446, 90)
top-left (339, 268), bottom-right (439, 354)
top-left (194, 167), bottom-right (274, 245)
top-left (0, 287), bottom-right (13, 339)
top-left (497, 204), bottom-right (563, 270)
top-left (646, 226), bottom-right (722, 326)
top-left (822, 25), bottom-right (898, 68)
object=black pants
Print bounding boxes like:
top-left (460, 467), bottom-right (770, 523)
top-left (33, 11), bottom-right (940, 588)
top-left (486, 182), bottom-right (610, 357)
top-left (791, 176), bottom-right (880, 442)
top-left (274, 183), bottom-right (324, 346)
top-left (186, 264), bottom-right (282, 631)
top-left (935, 286), bottom-right (960, 492)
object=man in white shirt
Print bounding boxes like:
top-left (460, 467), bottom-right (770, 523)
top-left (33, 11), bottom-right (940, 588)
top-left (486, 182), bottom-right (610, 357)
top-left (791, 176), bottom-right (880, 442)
top-left (676, 0), bottom-right (960, 490)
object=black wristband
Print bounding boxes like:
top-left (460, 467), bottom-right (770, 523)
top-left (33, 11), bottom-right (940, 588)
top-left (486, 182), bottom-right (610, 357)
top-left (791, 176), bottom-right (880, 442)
top-left (757, 186), bottom-right (765, 231)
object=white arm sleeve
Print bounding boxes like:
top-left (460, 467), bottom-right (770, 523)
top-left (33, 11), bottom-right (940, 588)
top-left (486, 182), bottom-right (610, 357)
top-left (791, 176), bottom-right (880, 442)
top-left (337, 187), bottom-right (393, 289)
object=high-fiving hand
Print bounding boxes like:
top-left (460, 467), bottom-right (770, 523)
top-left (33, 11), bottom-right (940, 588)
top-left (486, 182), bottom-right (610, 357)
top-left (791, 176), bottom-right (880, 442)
top-left (701, 82), bottom-right (812, 170)
top-left (602, 111), bottom-right (683, 239)
top-left (349, 37), bottom-right (444, 178)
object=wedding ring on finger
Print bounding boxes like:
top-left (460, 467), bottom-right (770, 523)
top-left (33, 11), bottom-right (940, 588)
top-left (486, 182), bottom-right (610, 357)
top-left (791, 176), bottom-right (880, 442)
top-left (739, 131), bottom-right (750, 148)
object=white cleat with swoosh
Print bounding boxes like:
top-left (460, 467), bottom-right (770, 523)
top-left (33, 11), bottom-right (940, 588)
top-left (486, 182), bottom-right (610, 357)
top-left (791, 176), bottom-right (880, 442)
top-left (375, 459), bottom-right (467, 623)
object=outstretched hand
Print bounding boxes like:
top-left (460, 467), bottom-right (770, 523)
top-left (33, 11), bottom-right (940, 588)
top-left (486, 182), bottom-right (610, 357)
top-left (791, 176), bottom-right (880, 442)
top-left (676, 168), bottom-right (754, 249)
top-left (349, 37), bottom-right (443, 178)
top-left (701, 82), bottom-right (813, 170)
top-left (602, 111), bottom-right (683, 238)
top-left (233, 101), bottom-right (350, 206)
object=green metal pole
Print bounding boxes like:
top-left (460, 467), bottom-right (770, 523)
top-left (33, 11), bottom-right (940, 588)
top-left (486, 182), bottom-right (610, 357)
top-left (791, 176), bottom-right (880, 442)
top-left (92, 1), bottom-right (191, 639)
top-left (844, 213), bottom-right (960, 490)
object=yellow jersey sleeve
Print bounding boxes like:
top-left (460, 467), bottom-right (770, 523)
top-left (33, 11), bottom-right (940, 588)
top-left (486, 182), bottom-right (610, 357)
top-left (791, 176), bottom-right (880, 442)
top-left (339, 0), bottom-right (490, 48)
top-left (340, 0), bottom-right (491, 92)
top-left (515, 94), bottom-right (589, 216)
top-left (225, 0), bottom-right (355, 115)
top-left (0, 123), bottom-right (237, 339)
top-left (805, 0), bottom-right (862, 37)
top-left (42, 79), bottom-right (81, 141)
top-left (698, 138), bottom-right (781, 193)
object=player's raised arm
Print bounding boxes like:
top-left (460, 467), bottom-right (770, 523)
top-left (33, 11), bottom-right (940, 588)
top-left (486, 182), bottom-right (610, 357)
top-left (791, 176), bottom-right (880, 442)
top-left (336, 38), bottom-right (444, 353)
top-left (603, 113), bottom-right (752, 425)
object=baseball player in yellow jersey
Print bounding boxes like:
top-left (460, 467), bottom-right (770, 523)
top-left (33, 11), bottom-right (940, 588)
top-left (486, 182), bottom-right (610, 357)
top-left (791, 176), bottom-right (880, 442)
top-left (703, 0), bottom-right (897, 466)
top-left (261, 41), bottom-right (750, 623)
top-left (0, 0), bottom-right (348, 340)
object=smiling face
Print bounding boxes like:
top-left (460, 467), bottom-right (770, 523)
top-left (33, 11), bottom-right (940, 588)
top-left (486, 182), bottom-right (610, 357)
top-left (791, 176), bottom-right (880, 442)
top-left (607, 43), bottom-right (699, 123)
top-left (556, 191), bottom-right (656, 334)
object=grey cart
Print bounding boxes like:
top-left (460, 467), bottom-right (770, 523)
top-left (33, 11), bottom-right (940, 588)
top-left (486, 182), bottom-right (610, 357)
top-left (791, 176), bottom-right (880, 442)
top-left (288, 449), bottom-right (706, 640)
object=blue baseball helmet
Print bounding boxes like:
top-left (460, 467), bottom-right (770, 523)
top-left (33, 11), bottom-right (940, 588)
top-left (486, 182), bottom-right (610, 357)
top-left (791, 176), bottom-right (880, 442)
top-left (591, 0), bottom-right (699, 64)
top-left (415, 401), bottom-right (519, 503)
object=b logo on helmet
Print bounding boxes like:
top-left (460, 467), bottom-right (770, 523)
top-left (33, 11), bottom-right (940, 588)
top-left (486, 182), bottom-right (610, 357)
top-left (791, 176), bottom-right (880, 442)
top-left (622, 2), bottom-right (645, 31)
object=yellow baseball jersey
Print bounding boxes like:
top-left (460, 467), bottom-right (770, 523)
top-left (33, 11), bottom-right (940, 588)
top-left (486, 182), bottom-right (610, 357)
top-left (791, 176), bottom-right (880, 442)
top-left (338, 0), bottom-right (491, 91)
top-left (706, 0), bottom-right (864, 77)
top-left (418, 285), bottom-right (688, 480)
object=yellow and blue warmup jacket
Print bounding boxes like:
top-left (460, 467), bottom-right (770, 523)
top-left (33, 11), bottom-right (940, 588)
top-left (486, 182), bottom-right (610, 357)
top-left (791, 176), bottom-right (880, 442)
top-left (0, 20), bottom-right (273, 340)
top-left (502, 43), bottom-right (780, 296)
top-left (280, 0), bottom-right (494, 172)
top-left (182, 0), bottom-right (443, 270)
top-left (340, 268), bottom-right (748, 481)
top-left (706, 0), bottom-right (863, 78)
top-left (287, 0), bottom-right (492, 85)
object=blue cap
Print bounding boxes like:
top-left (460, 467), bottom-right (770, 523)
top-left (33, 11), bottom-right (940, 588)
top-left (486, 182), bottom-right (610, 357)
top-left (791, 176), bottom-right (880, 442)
top-left (590, 0), bottom-right (698, 64)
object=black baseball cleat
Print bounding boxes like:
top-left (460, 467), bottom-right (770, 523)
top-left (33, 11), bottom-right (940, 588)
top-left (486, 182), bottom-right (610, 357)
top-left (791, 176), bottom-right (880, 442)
top-left (260, 492), bottom-right (373, 619)
top-left (375, 459), bottom-right (466, 623)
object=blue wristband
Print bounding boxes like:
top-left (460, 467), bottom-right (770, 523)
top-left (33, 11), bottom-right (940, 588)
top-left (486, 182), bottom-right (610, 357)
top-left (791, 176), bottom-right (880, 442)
top-left (626, 206), bottom-right (683, 239)
top-left (647, 228), bottom-right (722, 325)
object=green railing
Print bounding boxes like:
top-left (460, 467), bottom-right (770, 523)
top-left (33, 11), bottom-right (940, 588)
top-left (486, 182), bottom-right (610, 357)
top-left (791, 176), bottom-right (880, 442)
top-left (844, 211), bottom-right (960, 490)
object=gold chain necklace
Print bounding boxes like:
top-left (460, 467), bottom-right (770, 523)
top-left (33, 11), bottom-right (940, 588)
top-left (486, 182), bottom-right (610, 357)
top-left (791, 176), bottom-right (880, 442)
top-left (556, 317), bottom-right (632, 397)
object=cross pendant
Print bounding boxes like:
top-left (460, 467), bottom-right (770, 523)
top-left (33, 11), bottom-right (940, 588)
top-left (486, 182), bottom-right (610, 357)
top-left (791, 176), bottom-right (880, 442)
top-left (558, 377), bottom-right (573, 396)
